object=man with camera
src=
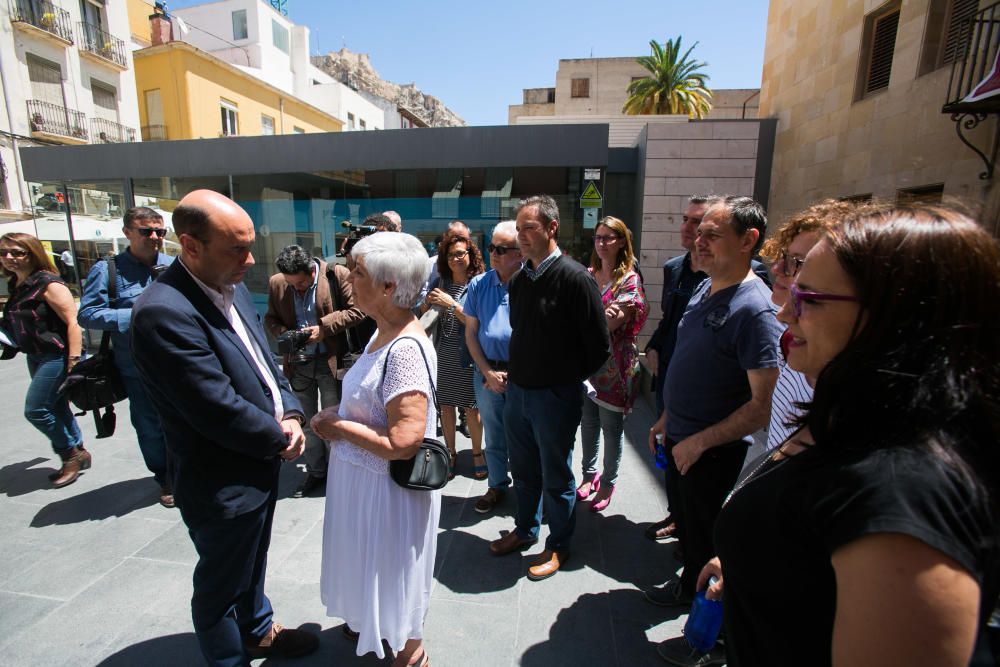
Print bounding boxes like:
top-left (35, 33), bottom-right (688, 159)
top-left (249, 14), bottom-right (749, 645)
top-left (78, 206), bottom-right (174, 507)
top-left (265, 245), bottom-right (365, 498)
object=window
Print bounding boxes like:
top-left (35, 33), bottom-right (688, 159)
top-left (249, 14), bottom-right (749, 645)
top-left (919, 0), bottom-right (979, 74)
top-left (292, 126), bottom-right (305, 134)
top-left (27, 54), bottom-right (65, 108)
top-left (347, 112), bottom-right (355, 130)
top-left (220, 99), bottom-right (239, 136)
top-left (897, 184), bottom-right (944, 204)
top-left (857, 4), bottom-right (901, 98)
top-left (272, 19), bottom-right (289, 54)
top-left (359, 119), bottom-right (366, 130)
top-left (232, 10), bottom-right (248, 40)
top-left (91, 80), bottom-right (117, 121)
top-left (571, 78), bottom-right (590, 98)
top-left (261, 114), bottom-right (275, 135)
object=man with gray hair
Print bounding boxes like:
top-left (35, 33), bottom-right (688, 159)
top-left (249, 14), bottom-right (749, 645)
top-left (382, 210), bottom-right (402, 231)
top-left (265, 244), bottom-right (365, 498)
top-left (489, 196), bottom-right (609, 581)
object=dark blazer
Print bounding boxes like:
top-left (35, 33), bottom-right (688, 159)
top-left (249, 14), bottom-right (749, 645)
top-left (263, 259), bottom-right (366, 376)
top-left (130, 260), bottom-right (303, 521)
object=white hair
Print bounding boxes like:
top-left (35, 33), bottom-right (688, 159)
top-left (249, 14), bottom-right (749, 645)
top-left (492, 220), bottom-right (517, 239)
top-left (351, 232), bottom-right (429, 308)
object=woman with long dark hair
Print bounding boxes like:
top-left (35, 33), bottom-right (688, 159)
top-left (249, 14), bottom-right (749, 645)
top-left (1, 233), bottom-right (87, 487)
top-left (696, 205), bottom-right (1000, 666)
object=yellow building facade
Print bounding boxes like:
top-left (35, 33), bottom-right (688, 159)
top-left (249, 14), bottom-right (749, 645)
top-left (133, 41), bottom-right (342, 141)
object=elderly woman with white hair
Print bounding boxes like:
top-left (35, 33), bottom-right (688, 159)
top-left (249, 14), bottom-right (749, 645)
top-left (312, 232), bottom-right (437, 667)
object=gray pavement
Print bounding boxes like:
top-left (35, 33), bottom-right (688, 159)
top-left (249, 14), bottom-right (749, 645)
top-left (0, 358), bottom-right (694, 666)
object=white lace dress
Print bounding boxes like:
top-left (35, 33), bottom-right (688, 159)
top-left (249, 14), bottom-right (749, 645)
top-left (320, 333), bottom-right (440, 659)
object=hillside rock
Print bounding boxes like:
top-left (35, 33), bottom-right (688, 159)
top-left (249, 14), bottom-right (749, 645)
top-left (311, 48), bottom-right (466, 127)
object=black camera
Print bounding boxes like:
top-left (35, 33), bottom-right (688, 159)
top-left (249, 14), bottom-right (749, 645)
top-left (337, 220), bottom-right (377, 257)
top-left (151, 264), bottom-right (169, 278)
top-left (277, 328), bottom-right (312, 365)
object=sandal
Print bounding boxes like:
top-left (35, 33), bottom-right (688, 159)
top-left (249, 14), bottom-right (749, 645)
top-left (472, 453), bottom-right (488, 480)
top-left (644, 516), bottom-right (677, 542)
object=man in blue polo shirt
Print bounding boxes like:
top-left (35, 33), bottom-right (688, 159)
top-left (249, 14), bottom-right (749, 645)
top-left (464, 220), bottom-right (521, 514)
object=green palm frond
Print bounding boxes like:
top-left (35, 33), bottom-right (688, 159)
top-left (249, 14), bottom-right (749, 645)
top-left (623, 36), bottom-right (713, 119)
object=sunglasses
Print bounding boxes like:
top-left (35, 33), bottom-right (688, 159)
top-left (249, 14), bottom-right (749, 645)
top-left (487, 243), bottom-right (519, 255)
top-left (594, 234), bottom-right (620, 245)
top-left (775, 253), bottom-right (805, 278)
top-left (447, 250), bottom-right (470, 260)
top-left (0, 248), bottom-right (28, 258)
top-left (133, 227), bottom-right (167, 238)
top-left (788, 283), bottom-right (860, 319)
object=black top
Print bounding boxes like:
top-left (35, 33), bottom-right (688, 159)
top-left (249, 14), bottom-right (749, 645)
top-left (508, 255), bottom-right (609, 388)
top-left (2, 271), bottom-right (69, 355)
top-left (645, 252), bottom-right (704, 363)
top-left (715, 444), bottom-right (999, 667)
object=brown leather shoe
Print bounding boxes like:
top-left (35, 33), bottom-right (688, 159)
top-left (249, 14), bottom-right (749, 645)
top-left (51, 447), bottom-right (87, 488)
top-left (158, 486), bottom-right (175, 508)
top-left (527, 549), bottom-right (569, 581)
top-left (244, 623), bottom-right (319, 659)
top-left (489, 530), bottom-right (537, 556)
top-left (49, 445), bottom-right (90, 481)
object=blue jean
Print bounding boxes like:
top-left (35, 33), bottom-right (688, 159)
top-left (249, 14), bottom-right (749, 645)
top-left (122, 371), bottom-right (168, 485)
top-left (25, 353), bottom-right (82, 454)
top-left (504, 381), bottom-right (582, 552)
top-left (580, 397), bottom-right (624, 486)
top-left (473, 367), bottom-right (511, 490)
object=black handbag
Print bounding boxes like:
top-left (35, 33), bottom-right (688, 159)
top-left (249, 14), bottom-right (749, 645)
top-left (59, 258), bottom-right (127, 438)
top-left (381, 336), bottom-right (450, 491)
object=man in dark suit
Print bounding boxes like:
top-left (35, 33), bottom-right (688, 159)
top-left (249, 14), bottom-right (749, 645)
top-left (131, 190), bottom-right (319, 666)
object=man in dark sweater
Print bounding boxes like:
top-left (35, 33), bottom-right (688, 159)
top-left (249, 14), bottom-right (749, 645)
top-left (488, 195), bottom-right (610, 581)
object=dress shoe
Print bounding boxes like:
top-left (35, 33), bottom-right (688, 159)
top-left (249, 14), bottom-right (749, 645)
top-left (474, 487), bottom-right (504, 514)
top-left (244, 623), bottom-right (319, 659)
top-left (51, 446), bottom-right (88, 488)
top-left (591, 484), bottom-right (615, 512)
top-left (158, 486), bottom-right (175, 508)
top-left (489, 530), bottom-right (537, 556)
top-left (644, 579), bottom-right (693, 608)
top-left (527, 549), bottom-right (569, 581)
top-left (656, 636), bottom-right (726, 665)
top-left (292, 473), bottom-right (325, 498)
top-left (575, 472), bottom-right (601, 501)
top-left (644, 515), bottom-right (677, 541)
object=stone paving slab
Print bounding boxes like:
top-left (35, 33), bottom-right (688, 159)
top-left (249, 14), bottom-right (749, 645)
top-left (0, 360), bottom-right (693, 666)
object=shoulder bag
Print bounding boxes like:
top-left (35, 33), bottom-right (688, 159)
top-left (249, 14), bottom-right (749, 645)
top-left (380, 335), bottom-right (450, 491)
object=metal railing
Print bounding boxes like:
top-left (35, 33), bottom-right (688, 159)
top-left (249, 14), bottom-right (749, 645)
top-left (77, 22), bottom-right (127, 68)
top-left (27, 99), bottom-right (88, 141)
top-left (90, 117), bottom-right (135, 143)
top-left (141, 125), bottom-right (167, 141)
top-left (8, 0), bottom-right (73, 43)
top-left (944, 1), bottom-right (1000, 111)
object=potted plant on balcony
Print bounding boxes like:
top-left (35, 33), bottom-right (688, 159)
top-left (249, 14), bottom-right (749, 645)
top-left (71, 125), bottom-right (87, 139)
top-left (30, 113), bottom-right (45, 131)
top-left (40, 12), bottom-right (56, 27)
top-left (100, 41), bottom-right (114, 58)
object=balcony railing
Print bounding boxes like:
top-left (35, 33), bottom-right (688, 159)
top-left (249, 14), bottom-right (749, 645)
top-left (91, 118), bottom-right (135, 144)
top-left (77, 22), bottom-right (127, 68)
top-left (141, 125), bottom-right (167, 141)
top-left (942, 1), bottom-right (1000, 179)
top-left (8, 0), bottom-right (73, 43)
top-left (27, 99), bottom-right (88, 142)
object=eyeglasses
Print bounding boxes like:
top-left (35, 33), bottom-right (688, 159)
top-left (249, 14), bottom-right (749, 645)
top-left (788, 283), bottom-right (860, 319)
top-left (594, 234), bottom-right (620, 245)
top-left (775, 253), bottom-right (805, 278)
top-left (487, 243), bottom-right (519, 255)
top-left (132, 227), bottom-right (167, 238)
top-left (0, 248), bottom-right (28, 258)
top-left (447, 250), bottom-right (470, 260)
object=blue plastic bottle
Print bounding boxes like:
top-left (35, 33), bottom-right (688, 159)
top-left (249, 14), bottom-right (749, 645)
top-left (654, 434), bottom-right (669, 470)
top-left (684, 576), bottom-right (723, 653)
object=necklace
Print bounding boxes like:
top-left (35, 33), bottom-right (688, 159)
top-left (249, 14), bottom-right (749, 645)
top-left (723, 442), bottom-right (797, 508)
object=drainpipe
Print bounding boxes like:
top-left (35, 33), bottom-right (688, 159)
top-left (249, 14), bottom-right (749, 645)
top-left (742, 90), bottom-right (760, 119)
top-left (0, 48), bottom-right (30, 212)
top-left (279, 97), bottom-right (285, 134)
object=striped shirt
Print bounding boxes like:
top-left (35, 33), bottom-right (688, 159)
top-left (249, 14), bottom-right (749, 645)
top-left (766, 360), bottom-right (813, 450)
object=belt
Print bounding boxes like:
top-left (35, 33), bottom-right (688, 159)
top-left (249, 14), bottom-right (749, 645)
top-left (486, 358), bottom-right (509, 371)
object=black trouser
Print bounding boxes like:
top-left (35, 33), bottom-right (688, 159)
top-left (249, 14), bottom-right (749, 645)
top-left (664, 438), bottom-right (682, 533)
top-left (676, 440), bottom-right (748, 597)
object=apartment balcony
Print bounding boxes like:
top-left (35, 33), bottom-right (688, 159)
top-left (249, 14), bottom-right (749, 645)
top-left (141, 125), bottom-right (167, 141)
top-left (91, 117), bottom-right (135, 144)
top-left (8, 0), bottom-right (73, 45)
top-left (27, 99), bottom-right (88, 144)
top-left (77, 22), bottom-right (127, 70)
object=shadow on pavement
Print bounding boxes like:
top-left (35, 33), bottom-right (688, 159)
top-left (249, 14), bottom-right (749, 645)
top-left (0, 457), bottom-right (57, 496)
top-left (433, 527), bottom-right (524, 593)
top-left (30, 478), bottom-right (158, 526)
top-left (95, 633), bottom-right (202, 667)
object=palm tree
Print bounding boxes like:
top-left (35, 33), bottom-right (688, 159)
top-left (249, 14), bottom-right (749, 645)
top-left (623, 37), bottom-right (712, 118)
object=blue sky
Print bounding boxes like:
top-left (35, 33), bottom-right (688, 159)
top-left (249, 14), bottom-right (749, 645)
top-left (167, 0), bottom-right (771, 126)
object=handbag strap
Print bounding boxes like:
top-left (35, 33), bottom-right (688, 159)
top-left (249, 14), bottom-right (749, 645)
top-left (99, 257), bottom-right (118, 355)
top-left (380, 335), bottom-right (439, 410)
